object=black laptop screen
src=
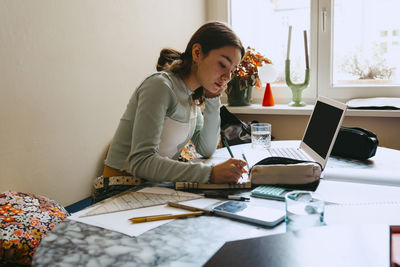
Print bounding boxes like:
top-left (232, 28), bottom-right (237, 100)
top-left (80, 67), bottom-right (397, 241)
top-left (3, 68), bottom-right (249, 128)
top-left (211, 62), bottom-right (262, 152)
top-left (303, 100), bottom-right (344, 159)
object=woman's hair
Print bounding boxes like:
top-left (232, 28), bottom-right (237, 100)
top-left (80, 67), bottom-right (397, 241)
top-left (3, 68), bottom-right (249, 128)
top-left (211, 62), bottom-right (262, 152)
top-left (156, 21), bottom-right (244, 104)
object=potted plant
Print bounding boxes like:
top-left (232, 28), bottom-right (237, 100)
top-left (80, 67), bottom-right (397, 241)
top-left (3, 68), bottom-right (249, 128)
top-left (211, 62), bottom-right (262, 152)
top-left (226, 47), bottom-right (272, 106)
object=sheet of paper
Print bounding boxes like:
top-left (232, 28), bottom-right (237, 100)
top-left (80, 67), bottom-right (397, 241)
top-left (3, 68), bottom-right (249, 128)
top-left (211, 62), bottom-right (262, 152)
top-left (193, 149), bottom-right (251, 182)
top-left (323, 168), bottom-right (400, 186)
top-left (325, 203), bottom-right (400, 226)
top-left (318, 179), bottom-right (400, 226)
top-left (316, 179), bottom-right (400, 204)
top-left (83, 187), bottom-right (202, 217)
top-left (242, 148), bottom-right (270, 167)
top-left (68, 198), bottom-right (222, 237)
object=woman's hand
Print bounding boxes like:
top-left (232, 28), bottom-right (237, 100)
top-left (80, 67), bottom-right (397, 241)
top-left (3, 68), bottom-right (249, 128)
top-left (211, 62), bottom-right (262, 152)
top-left (210, 158), bottom-right (247, 184)
top-left (204, 84), bottom-right (227, 98)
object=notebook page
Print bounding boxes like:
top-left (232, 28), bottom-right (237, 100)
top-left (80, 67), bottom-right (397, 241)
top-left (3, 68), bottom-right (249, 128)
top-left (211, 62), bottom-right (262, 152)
top-left (325, 202), bottom-right (400, 225)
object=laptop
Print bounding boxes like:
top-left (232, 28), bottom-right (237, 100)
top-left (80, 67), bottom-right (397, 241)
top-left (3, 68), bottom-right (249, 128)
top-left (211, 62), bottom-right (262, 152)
top-left (265, 96), bottom-right (347, 169)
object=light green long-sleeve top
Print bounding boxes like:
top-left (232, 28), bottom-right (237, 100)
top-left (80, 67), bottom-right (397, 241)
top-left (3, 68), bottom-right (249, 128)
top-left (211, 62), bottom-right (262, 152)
top-left (104, 71), bottom-right (221, 183)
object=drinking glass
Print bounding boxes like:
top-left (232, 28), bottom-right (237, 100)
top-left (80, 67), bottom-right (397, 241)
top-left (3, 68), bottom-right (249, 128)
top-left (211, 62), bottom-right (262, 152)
top-left (285, 191), bottom-right (325, 232)
top-left (251, 123), bottom-right (271, 149)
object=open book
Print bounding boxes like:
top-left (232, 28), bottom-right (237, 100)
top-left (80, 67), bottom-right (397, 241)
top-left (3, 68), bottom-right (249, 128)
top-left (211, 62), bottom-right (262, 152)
top-left (175, 155), bottom-right (252, 190)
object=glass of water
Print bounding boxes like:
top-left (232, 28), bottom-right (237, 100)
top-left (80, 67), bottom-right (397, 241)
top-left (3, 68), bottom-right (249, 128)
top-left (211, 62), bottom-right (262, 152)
top-left (285, 191), bottom-right (325, 232)
top-left (251, 123), bottom-right (271, 149)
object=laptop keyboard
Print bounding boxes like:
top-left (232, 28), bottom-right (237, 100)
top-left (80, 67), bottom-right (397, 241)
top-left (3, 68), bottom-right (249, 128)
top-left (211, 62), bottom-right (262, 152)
top-left (266, 147), bottom-right (309, 160)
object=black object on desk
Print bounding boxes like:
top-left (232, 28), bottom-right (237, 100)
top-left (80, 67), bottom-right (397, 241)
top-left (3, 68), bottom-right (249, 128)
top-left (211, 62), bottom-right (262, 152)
top-left (204, 191), bottom-right (249, 201)
top-left (204, 224), bottom-right (390, 267)
top-left (331, 126), bottom-right (378, 160)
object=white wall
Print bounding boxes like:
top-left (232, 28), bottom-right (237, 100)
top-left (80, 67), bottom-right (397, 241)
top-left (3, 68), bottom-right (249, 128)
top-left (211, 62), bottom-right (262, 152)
top-left (0, 0), bottom-right (206, 206)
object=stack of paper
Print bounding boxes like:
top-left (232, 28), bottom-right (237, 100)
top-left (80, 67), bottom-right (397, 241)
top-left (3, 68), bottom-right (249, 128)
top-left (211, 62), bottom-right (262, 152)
top-left (67, 187), bottom-right (220, 237)
top-left (84, 187), bottom-right (202, 216)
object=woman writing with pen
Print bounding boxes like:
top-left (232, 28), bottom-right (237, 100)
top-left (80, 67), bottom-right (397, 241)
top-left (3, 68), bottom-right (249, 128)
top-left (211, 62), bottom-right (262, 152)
top-left (94, 22), bottom-right (247, 202)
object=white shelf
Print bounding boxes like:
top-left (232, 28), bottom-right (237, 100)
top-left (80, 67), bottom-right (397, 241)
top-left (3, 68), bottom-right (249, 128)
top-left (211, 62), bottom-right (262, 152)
top-left (225, 104), bottom-right (400, 117)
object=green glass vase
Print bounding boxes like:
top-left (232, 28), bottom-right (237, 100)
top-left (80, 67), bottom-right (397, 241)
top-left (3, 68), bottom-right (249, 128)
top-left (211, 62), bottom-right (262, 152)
top-left (285, 59), bottom-right (310, 107)
top-left (227, 77), bottom-right (253, 106)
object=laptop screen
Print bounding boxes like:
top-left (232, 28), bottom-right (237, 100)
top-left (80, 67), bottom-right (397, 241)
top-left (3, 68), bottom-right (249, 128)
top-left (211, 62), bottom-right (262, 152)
top-left (303, 100), bottom-right (345, 159)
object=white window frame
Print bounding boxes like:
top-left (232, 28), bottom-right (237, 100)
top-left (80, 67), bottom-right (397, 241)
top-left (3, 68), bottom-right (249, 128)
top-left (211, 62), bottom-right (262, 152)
top-left (213, 0), bottom-right (400, 103)
top-left (318, 0), bottom-right (400, 102)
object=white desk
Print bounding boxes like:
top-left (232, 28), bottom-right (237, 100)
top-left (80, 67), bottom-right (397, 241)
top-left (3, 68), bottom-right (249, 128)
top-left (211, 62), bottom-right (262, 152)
top-left (225, 141), bottom-right (400, 203)
top-left (32, 141), bottom-right (400, 266)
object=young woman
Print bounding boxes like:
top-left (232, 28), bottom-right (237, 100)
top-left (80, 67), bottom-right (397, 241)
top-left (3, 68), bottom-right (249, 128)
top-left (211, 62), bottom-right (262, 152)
top-left (94, 22), bottom-right (247, 201)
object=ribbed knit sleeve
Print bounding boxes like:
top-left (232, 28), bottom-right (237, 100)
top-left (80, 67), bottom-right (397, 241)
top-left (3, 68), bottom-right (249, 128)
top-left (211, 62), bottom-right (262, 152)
top-left (104, 72), bottom-right (215, 183)
top-left (191, 96), bottom-right (221, 158)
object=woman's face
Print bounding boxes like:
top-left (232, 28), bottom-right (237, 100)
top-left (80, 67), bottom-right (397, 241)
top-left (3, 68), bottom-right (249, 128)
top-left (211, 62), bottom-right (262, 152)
top-left (193, 45), bottom-right (242, 95)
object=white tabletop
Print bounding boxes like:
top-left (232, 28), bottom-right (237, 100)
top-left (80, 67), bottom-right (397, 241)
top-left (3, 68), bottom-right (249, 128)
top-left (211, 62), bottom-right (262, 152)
top-left (33, 141), bottom-right (400, 267)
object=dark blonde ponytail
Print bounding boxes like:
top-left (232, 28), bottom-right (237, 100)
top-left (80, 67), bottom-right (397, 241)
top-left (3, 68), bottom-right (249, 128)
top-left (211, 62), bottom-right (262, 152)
top-left (157, 49), bottom-right (183, 71)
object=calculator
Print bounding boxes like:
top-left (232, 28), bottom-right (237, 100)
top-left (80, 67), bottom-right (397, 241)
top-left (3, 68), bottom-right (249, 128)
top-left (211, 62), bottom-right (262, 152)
top-left (251, 185), bottom-right (293, 201)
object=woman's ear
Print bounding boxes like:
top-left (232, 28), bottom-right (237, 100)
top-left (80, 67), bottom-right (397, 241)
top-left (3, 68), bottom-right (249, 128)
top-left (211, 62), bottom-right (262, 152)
top-left (192, 43), bottom-right (202, 63)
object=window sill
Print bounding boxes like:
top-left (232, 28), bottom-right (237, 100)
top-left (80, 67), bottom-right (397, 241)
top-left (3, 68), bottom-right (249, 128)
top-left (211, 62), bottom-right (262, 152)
top-left (224, 104), bottom-right (400, 118)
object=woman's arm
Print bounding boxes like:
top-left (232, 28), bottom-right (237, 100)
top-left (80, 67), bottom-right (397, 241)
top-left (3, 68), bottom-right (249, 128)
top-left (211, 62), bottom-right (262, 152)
top-left (127, 76), bottom-right (213, 183)
top-left (190, 96), bottom-right (221, 158)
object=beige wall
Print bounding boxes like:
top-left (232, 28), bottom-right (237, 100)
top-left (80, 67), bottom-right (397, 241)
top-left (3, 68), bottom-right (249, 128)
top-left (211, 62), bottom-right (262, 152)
top-left (0, 0), bottom-right (206, 206)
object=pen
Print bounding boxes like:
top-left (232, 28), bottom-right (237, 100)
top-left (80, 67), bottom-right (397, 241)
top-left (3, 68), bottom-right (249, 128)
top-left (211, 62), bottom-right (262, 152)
top-left (167, 201), bottom-right (211, 214)
top-left (222, 137), bottom-right (234, 158)
top-left (242, 153), bottom-right (250, 172)
top-left (222, 136), bottom-right (248, 176)
top-left (129, 211), bottom-right (204, 224)
top-left (204, 192), bottom-right (250, 201)
top-left (222, 137), bottom-right (247, 171)
top-left (227, 195), bottom-right (250, 201)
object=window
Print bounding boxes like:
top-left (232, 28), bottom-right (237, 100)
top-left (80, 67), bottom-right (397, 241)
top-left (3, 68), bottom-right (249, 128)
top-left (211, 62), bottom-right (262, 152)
top-left (332, 1), bottom-right (400, 84)
top-left (230, 0), bottom-right (400, 103)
